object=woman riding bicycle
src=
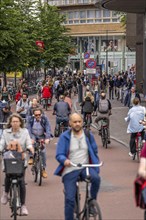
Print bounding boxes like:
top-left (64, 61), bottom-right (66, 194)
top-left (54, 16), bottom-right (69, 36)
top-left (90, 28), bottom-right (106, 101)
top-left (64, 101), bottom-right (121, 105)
top-left (125, 97), bottom-right (145, 157)
top-left (81, 91), bottom-right (94, 125)
top-left (0, 113), bottom-right (34, 216)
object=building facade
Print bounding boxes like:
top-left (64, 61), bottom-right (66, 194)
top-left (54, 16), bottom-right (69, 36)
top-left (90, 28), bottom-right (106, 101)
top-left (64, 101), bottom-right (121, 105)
top-left (47, 0), bottom-right (135, 74)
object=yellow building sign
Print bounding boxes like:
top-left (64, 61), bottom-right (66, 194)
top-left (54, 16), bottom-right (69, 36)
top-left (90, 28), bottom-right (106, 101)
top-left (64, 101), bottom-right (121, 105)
top-left (6, 72), bottom-right (22, 78)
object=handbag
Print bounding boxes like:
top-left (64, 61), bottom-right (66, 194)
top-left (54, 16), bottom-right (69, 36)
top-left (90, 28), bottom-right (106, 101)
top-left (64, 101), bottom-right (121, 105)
top-left (134, 176), bottom-right (146, 209)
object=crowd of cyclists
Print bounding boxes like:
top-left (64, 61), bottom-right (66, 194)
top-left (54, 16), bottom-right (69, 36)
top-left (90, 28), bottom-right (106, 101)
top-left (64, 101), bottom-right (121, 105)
top-left (0, 68), bottom-right (146, 219)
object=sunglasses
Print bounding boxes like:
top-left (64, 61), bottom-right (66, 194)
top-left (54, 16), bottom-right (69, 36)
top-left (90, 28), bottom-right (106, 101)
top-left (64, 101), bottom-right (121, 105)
top-left (35, 114), bottom-right (41, 116)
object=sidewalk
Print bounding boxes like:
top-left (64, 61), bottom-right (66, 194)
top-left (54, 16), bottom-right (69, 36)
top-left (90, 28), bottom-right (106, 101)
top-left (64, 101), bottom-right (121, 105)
top-left (74, 93), bottom-right (146, 149)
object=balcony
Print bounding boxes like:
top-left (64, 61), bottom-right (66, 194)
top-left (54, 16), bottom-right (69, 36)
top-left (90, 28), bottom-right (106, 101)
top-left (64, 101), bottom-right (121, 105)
top-left (48, 0), bottom-right (97, 7)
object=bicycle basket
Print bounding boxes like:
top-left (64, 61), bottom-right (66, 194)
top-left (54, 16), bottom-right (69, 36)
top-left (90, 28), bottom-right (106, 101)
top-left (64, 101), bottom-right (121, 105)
top-left (4, 158), bottom-right (24, 176)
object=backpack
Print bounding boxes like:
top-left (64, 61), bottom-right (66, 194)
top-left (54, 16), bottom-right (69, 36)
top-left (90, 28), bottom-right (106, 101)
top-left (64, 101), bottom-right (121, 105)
top-left (98, 99), bottom-right (109, 113)
top-left (19, 98), bottom-right (30, 107)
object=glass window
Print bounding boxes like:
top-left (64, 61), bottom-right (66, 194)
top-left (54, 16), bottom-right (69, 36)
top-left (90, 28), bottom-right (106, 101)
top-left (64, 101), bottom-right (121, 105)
top-left (103, 19), bottom-right (110, 22)
top-left (74, 11), bottom-right (79, 19)
top-left (103, 9), bottom-right (110, 17)
top-left (87, 20), bottom-right (94, 23)
top-left (87, 10), bottom-right (94, 18)
top-left (112, 18), bottom-right (118, 22)
top-left (69, 20), bottom-right (73, 24)
top-left (68, 12), bottom-right (73, 19)
top-left (95, 10), bottom-right (101, 18)
top-left (74, 20), bottom-right (79, 24)
top-left (80, 20), bottom-right (86, 23)
top-left (80, 11), bottom-right (86, 19)
top-left (95, 19), bottom-right (102, 23)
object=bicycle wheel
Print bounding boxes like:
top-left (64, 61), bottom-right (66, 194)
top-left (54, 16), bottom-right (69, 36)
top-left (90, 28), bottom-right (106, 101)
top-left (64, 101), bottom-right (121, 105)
top-left (45, 99), bottom-right (48, 111)
top-left (74, 186), bottom-right (81, 220)
top-left (136, 137), bottom-right (142, 162)
top-left (101, 129), bottom-right (106, 147)
top-left (104, 128), bottom-right (108, 149)
top-left (33, 154), bottom-right (38, 183)
top-left (87, 199), bottom-right (102, 220)
top-left (12, 184), bottom-right (17, 220)
top-left (37, 156), bottom-right (43, 186)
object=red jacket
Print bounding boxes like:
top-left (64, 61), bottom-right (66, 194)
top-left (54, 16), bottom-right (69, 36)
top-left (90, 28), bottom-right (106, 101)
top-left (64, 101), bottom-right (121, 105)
top-left (15, 92), bottom-right (21, 103)
top-left (42, 86), bottom-right (51, 98)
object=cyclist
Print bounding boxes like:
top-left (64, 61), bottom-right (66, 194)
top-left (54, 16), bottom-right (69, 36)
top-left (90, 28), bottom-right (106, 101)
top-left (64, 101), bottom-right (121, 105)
top-left (0, 113), bottom-right (34, 216)
top-left (54, 113), bottom-right (101, 220)
top-left (53, 95), bottom-right (71, 133)
top-left (0, 104), bottom-right (12, 138)
top-left (125, 97), bottom-right (145, 157)
top-left (16, 93), bottom-right (31, 120)
top-left (41, 82), bottom-right (52, 108)
top-left (0, 86), bottom-right (11, 105)
top-left (26, 108), bottom-right (52, 178)
top-left (95, 91), bottom-right (112, 143)
top-left (26, 98), bottom-right (40, 118)
top-left (81, 91), bottom-right (94, 126)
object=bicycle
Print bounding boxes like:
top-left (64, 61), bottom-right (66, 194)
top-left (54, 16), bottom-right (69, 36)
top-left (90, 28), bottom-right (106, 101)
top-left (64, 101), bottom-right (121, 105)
top-left (133, 132), bottom-right (144, 162)
top-left (4, 158), bottom-right (24, 220)
top-left (99, 118), bottom-right (108, 149)
top-left (54, 121), bottom-right (69, 137)
top-left (31, 139), bottom-right (45, 186)
top-left (42, 98), bottom-right (51, 111)
top-left (70, 162), bottom-right (103, 220)
top-left (84, 113), bottom-right (92, 130)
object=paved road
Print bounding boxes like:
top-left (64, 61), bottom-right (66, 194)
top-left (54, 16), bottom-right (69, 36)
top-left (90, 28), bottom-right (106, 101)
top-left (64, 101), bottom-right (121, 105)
top-left (0, 94), bottom-right (145, 220)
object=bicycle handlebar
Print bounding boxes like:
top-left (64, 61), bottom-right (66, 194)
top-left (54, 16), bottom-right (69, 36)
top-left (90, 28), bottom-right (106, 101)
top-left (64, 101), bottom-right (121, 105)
top-left (70, 161), bottom-right (103, 168)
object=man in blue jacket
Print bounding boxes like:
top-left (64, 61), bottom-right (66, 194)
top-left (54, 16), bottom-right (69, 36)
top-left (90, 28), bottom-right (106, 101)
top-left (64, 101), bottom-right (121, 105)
top-left (54, 113), bottom-right (101, 220)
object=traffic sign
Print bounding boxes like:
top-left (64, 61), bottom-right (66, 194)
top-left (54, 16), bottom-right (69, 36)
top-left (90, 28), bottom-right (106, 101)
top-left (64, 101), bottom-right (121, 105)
top-left (86, 59), bottom-right (96, 68)
top-left (84, 52), bottom-right (90, 59)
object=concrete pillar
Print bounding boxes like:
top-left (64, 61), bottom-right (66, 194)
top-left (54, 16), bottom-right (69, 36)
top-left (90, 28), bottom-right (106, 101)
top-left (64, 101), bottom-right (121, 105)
top-left (136, 14), bottom-right (144, 93)
top-left (143, 12), bottom-right (146, 96)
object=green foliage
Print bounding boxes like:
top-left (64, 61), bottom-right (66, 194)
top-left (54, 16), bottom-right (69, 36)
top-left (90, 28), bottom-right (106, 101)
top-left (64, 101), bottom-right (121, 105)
top-left (0, 0), bottom-right (73, 74)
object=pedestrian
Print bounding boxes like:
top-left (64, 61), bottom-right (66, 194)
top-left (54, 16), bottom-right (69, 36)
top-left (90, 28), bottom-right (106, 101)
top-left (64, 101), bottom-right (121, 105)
top-left (54, 113), bottom-right (101, 220)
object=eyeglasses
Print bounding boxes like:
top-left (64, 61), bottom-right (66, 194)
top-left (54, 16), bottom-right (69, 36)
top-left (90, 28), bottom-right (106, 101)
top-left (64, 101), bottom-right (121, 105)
top-left (34, 114), bottom-right (41, 116)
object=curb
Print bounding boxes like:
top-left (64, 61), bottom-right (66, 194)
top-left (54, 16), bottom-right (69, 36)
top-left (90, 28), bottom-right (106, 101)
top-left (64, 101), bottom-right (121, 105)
top-left (73, 100), bottom-right (129, 149)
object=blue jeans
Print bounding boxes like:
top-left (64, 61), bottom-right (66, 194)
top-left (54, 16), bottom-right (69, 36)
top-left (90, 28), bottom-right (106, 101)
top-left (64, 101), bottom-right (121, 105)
top-left (62, 168), bottom-right (100, 220)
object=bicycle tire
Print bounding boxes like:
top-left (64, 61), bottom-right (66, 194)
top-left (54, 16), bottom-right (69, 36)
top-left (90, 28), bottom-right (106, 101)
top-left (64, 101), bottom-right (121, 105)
top-left (101, 129), bottom-right (106, 147)
top-left (87, 199), bottom-right (102, 220)
top-left (104, 128), bottom-right (108, 149)
top-left (33, 154), bottom-right (38, 183)
top-left (136, 136), bottom-right (142, 162)
top-left (74, 185), bottom-right (81, 220)
top-left (12, 184), bottom-right (17, 220)
top-left (37, 156), bottom-right (43, 186)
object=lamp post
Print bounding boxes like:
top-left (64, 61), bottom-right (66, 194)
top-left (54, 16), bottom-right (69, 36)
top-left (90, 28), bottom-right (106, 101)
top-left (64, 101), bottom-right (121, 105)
top-left (105, 30), bottom-right (108, 74)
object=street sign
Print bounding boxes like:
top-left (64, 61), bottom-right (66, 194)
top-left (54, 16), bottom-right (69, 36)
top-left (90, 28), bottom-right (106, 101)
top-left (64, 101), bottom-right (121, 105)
top-left (6, 72), bottom-right (22, 78)
top-left (86, 68), bottom-right (96, 74)
top-left (84, 52), bottom-right (90, 59)
top-left (86, 59), bottom-right (96, 68)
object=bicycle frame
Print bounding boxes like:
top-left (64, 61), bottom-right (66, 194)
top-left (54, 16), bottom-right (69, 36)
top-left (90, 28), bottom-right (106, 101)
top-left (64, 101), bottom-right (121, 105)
top-left (70, 162), bottom-right (103, 220)
top-left (31, 140), bottom-right (45, 186)
top-left (133, 132), bottom-right (143, 162)
top-left (100, 118), bottom-right (108, 148)
top-left (84, 113), bottom-right (92, 130)
top-left (9, 176), bottom-right (21, 220)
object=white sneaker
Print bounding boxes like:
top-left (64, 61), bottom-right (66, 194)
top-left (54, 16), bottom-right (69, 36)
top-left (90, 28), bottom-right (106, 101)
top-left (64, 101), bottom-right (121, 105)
top-left (1, 192), bottom-right (8, 205)
top-left (21, 205), bottom-right (29, 216)
top-left (129, 152), bottom-right (134, 157)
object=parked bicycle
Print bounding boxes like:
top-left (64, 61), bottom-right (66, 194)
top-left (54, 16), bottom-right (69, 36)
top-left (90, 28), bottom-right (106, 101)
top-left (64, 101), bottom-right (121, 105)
top-left (4, 158), bottom-right (24, 220)
top-left (100, 118), bottom-right (108, 149)
top-left (70, 162), bottom-right (103, 220)
top-left (31, 139), bottom-right (45, 186)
